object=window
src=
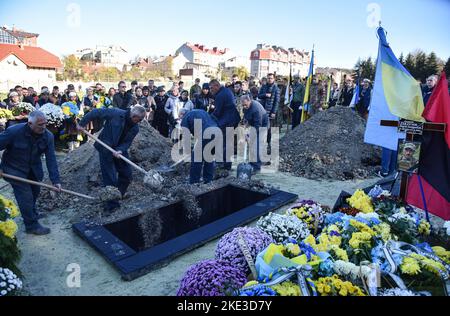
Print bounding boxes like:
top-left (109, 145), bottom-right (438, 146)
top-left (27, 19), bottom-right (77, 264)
top-left (0, 29), bottom-right (16, 44)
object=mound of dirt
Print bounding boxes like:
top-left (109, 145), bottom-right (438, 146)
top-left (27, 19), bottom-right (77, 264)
top-left (280, 107), bottom-right (381, 180)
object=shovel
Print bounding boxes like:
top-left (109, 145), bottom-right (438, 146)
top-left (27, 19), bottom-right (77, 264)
top-left (0, 171), bottom-right (97, 201)
top-left (237, 140), bottom-right (253, 180)
top-left (155, 139), bottom-right (198, 174)
top-left (80, 128), bottom-right (164, 188)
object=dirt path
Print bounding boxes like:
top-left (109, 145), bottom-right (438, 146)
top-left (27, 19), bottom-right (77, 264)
top-left (3, 172), bottom-right (378, 296)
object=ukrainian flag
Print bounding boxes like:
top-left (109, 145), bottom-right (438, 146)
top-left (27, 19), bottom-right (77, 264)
top-left (301, 49), bottom-right (315, 123)
top-left (364, 27), bottom-right (425, 151)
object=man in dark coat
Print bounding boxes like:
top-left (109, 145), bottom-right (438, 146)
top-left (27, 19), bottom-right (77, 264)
top-left (291, 76), bottom-right (305, 129)
top-left (242, 96), bottom-right (268, 173)
top-left (181, 109), bottom-right (218, 184)
top-left (152, 86), bottom-right (170, 137)
top-left (0, 111), bottom-right (61, 235)
top-left (258, 73), bottom-right (280, 145)
top-left (209, 79), bottom-right (241, 171)
top-left (339, 80), bottom-right (354, 107)
top-left (78, 106), bottom-right (146, 212)
top-left (113, 81), bottom-right (133, 110)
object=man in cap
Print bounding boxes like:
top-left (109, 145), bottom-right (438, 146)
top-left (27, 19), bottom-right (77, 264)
top-left (77, 106), bottom-right (146, 213)
top-left (399, 142), bottom-right (419, 172)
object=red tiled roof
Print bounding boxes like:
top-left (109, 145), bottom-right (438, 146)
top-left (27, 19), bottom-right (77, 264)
top-left (186, 43), bottom-right (228, 56)
top-left (0, 43), bottom-right (61, 69)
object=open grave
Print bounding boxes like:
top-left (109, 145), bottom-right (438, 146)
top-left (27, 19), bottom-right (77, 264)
top-left (73, 184), bottom-right (297, 281)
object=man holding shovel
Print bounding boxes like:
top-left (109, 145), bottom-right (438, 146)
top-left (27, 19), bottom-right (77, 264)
top-left (77, 106), bottom-right (146, 213)
top-left (241, 95), bottom-right (268, 174)
top-left (0, 111), bottom-right (61, 235)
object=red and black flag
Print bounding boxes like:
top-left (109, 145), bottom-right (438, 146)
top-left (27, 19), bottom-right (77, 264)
top-left (407, 71), bottom-right (450, 219)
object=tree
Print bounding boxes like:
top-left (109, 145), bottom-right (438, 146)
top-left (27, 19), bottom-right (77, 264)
top-left (444, 57), bottom-right (450, 78)
top-left (413, 50), bottom-right (427, 82)
top-left (62, 55), bottom-right (82, 80)
top-left (425, 52), bottom-right (439, 78)
top-left (353, 57), bottom-right (375, 82)
top-left (235, 66), bottom-right (250, 81)
top-left (403, 53), bottom-right (415, 75)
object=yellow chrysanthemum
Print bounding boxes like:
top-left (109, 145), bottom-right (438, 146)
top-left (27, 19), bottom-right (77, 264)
top-left (411, 254), bottom-right (446, 276)
top-left (418, 220), bottom-right (431, 236)
top-left (330, 245), bottom-right (349, 261)
top-left (285, 243), bottom-right (301, 257)
top-left (347, 190), bottom-right (374, 213)
top-left (271, 281), bottom-right (301, 296)
top-left (432, 246), bottom-right (450, 264)
top-left (400, 257), bottom-right (421, 275)
top-left (0, 219), bottom-right (18, 239)
top-left (350, 219), bottom-right (377, 236)
top-left (314, 275), bottom-right (365, 297)
top-left (349, 232), bottom-right (373, 249)
top-left (373, 223), bottom-right (392, 242)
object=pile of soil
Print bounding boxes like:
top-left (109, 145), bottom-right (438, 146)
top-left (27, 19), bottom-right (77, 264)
top-left (37, 123), bottom-right (273, 238)
top-left (280, 107), bottom-right (381, 180)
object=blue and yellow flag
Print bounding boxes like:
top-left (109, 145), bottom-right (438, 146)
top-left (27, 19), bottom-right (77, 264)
top-left (364, 27), bottom-right (425, 150)
top-left (301, 49), bottom-right (315, 122)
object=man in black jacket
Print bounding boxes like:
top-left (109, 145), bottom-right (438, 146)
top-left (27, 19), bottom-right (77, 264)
top-left (339, 79), bottom-right (354, 107)
top-left (113, 81), bottom-right (132, 110)
top-left (152, 86), bottom-right (170, 137)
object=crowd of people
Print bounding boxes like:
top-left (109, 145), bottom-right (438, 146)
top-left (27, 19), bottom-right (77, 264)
top-left (0, 72), bottom-right (442, 236)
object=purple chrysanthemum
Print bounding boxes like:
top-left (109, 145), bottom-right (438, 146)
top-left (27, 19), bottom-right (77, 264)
top-left (177, 259), bottom-right (247, 296)
top-left (215, 227), bottom-right (274, 275)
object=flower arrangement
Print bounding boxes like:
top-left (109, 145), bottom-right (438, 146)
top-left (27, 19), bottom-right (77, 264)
top-left (61, 101), bottom-right (80, 117)
top-left (0, 109), bottom-right (14, 120)
top-left (0, 196), bottom-right (20, 239)
top-left (215, 227), bottom-right (274, 275)
top-left (346, 190), bottom-right (374, 214)
top-left (256, 213), bottom-right (310, 243)
top-left (0, 195), bottom-right (21, 277)
top-left (0, 267), bottom-right (22, 296)
top-left (314, 275), bottom-right (366, 296)
top-left (177, 259), bottom-right (247, 296)
top-left (285, 200), bottom-right (328, 234)
top-left (11, 102), bottom-right (35, 116)
top-left (39, 103), bottom-right (65, 127)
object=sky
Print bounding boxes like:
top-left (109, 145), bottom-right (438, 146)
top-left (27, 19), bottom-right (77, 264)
top-left (0, 0), bottom-right (449, 68)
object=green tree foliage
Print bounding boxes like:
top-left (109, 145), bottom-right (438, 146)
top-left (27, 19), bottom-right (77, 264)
top-left (353, 57), bottom-right (376, 82)
top-left (444, 57), bottom-right (450, 78)
top-left (62, 55), bottom-right (82, 80)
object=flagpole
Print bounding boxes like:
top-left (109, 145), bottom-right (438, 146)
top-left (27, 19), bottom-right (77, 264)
top-left (301, 44), bottom-right (314, 123)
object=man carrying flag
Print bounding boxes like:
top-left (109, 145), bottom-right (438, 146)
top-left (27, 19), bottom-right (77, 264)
top-left (364, 26), bottom-right (425, 178)
top-left (407, 72), bottom-right (450, 220)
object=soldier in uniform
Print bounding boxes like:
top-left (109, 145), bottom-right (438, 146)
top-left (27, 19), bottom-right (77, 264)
top-left (398, 143), bottom-right (419, 173)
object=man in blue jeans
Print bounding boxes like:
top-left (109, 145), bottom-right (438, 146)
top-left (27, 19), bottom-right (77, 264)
top-left (241, 95), bottom-right (268, 173)
top-left (181, 109), bottom-right (218, 184)
top-left (209, 80), bottom-right (240, 171)
top-left (378, 147), bottom-right (398, 178)
top-left (0, 111), bottom-right (62, 235)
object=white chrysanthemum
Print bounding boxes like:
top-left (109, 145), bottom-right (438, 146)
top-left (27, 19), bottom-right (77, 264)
top-left (257, 213), bottom-right (310, 243)
top-left (379, 288), bottom-right (419, 296)
top-left (333, 260), bottom-right (372, 280)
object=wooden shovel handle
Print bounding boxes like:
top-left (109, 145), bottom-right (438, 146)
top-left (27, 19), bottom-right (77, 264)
top-left (0, 172), bottom-right (96, 201)
top-left (80, 128), bottom-right (148, 175)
